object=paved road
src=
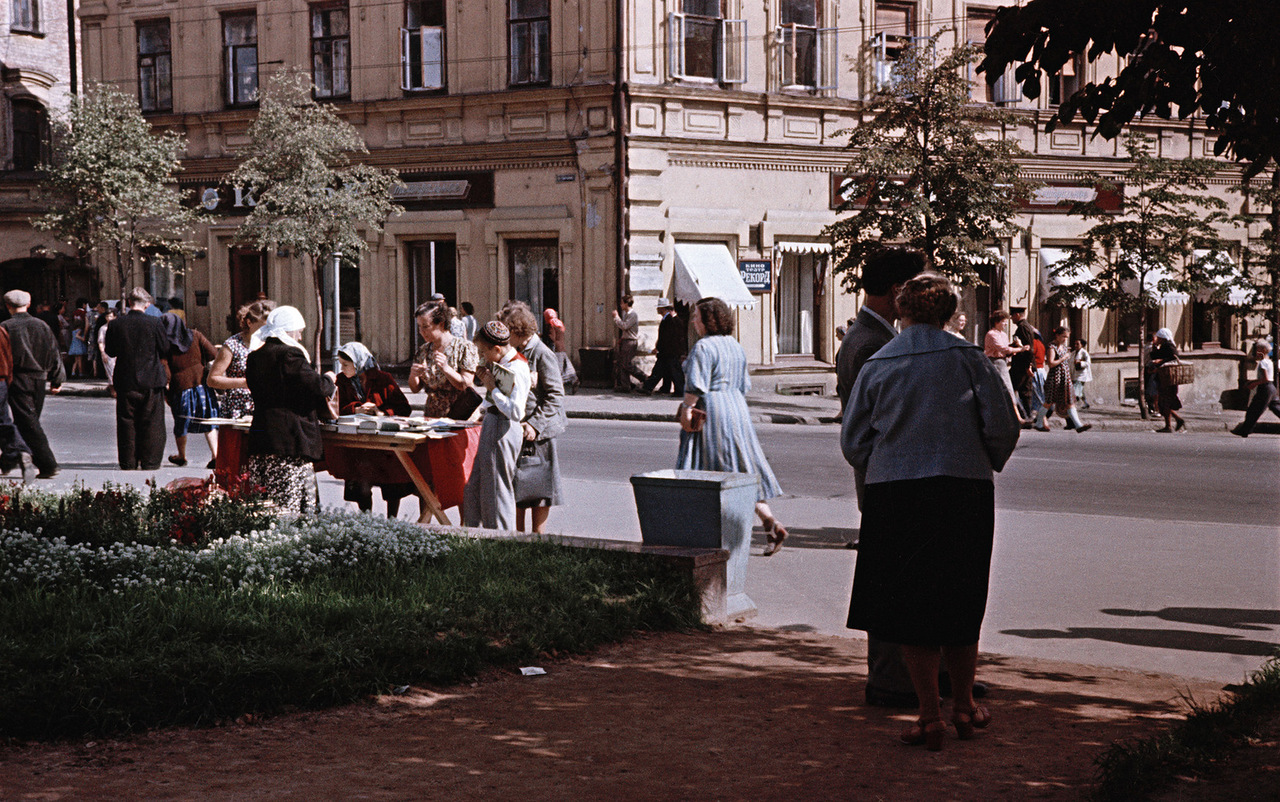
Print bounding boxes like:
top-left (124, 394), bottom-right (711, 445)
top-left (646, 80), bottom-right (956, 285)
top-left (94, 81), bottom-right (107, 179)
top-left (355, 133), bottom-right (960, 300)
top-left (32, 396), bottom-right (1280, 683)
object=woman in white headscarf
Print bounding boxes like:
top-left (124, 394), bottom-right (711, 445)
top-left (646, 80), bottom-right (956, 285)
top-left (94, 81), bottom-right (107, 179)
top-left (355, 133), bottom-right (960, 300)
top-left (1149, 327), bottom-right (1187, 432)
top-left (330, 341), bottom-right (414, 517)
top-left (244, 306), bottom-right (335, 514)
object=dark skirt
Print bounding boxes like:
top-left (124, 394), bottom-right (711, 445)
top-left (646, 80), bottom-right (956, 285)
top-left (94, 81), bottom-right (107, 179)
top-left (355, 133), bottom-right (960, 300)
top-left (170, 385), bottom-right (219, 436)
top-left (847, 476), bottom-right (995, 647)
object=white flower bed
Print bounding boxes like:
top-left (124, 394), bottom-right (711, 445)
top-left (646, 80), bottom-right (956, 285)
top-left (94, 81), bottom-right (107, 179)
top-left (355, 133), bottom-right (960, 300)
top-left (0, 510), bottom-right (452, 593)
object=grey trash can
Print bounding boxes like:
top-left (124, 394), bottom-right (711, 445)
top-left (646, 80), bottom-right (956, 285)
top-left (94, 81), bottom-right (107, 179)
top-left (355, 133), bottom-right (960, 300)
top-left (630, 469), bottom-right (758, 619)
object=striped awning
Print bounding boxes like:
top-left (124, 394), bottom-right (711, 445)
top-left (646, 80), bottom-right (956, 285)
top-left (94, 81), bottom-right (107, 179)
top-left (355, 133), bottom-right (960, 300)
top-left (773, 241), bottom-right (833, 254)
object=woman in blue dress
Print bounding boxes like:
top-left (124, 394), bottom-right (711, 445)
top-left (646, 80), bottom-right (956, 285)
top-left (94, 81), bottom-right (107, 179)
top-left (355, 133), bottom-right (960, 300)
top-left (677, 296), bottom-right (788, 554)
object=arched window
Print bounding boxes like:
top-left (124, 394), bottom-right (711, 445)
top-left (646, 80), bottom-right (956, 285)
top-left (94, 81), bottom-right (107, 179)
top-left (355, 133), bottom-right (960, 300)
top-left (11, 98), bottom-right (50, 172)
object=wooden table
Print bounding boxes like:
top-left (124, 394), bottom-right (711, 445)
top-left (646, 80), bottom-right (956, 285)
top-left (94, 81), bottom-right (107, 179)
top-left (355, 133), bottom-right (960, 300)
top-left (214, 422), bottom-right (480, 525)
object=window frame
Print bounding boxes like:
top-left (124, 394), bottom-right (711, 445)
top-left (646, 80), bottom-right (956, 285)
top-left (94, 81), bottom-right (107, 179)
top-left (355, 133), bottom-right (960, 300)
top-left (965, 7), bottom-right (1018, 104)
top-left (402, 0), bottom-right (446, 92)
top-left (10, 0), bottom-right (39, 34)
top-left (869, 0), bottom-right (918, 91)
top-left (1047, 53), bottom-right (1085, 106)
top-left (508, 0), bottom-right (551, 87)
top-left (668, 1), bottom-right (747, 85)
top-left (10, 98), bottom-right (50, 172)
top-left (777, 0), bottom-right (835, 90)
top-left (136, 19), bottom-right (174, 114)
top-left (222, 11), bottom-right (259, 109)
top-left (310, 3), bottom-right (351, 100)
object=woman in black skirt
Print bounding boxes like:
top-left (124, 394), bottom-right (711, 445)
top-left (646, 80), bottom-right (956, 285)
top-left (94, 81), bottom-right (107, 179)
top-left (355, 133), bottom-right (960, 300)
top-left (841, 273), bottom-right (1021, 751)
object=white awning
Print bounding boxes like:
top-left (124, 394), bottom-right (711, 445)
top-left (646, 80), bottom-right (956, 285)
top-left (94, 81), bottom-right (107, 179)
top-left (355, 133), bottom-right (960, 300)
top-left (673, 243), bottom-right (757, 309)
top-left (773, 241), bottom-right (833, 254)
top-left (1144, 267), bottom-right (1190, 306)
top-left (1193, 250), bottom-right (1254, 306)
top-left (1040, 247), bottom-right (1091, 308)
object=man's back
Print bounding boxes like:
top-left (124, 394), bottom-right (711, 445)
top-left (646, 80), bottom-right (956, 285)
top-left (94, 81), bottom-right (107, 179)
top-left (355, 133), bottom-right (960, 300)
top-left (106, 311), bottom-right (169, 391)
top-left (836, 308), bottom-right (896, 411)
top-left (1, 313), bottom-right (58, 375)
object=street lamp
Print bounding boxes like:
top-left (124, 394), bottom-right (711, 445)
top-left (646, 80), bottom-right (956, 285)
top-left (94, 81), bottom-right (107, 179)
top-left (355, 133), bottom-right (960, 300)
top-left (329, 250), bottom-right (342, 373)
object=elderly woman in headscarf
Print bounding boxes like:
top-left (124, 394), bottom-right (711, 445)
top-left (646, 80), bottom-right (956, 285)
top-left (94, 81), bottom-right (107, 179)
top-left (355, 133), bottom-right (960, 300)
top-left (161, 312), bottom-right (220, 468)
top-left (330, 341), bottom-right (414, 516)
top-left (1149, 327), bottom-right (1187, 433)
top-left (245, 306), bottom-right (335, 514)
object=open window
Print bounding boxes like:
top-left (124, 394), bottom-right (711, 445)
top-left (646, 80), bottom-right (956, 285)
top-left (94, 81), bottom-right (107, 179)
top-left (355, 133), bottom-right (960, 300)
top-left (965, 7), bottom-right (1018, 103)
top-left (777, 0), bottom-right (836, 90)
top-left (869, 0), bottom-right (916, 91)
top-left (1047, 53), bottom-right (1084, 106)
top-left (402, 0), bottom-right (445, 91)
top-left (668, 1), bottom-right (747, 84)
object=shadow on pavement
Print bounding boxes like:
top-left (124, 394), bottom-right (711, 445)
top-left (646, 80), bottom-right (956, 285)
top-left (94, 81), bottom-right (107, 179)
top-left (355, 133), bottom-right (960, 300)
top-left (1001, 626), bottom-right (1280, 657)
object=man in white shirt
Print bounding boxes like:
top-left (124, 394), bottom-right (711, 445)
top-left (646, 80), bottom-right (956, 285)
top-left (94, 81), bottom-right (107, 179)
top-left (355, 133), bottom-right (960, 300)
top-left (1232, 341), bottom-right (1280, 437)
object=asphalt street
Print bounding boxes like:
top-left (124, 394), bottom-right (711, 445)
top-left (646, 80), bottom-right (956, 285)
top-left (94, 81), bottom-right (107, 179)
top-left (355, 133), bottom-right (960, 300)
top-left (31, 395), bottom-right (1280, 684)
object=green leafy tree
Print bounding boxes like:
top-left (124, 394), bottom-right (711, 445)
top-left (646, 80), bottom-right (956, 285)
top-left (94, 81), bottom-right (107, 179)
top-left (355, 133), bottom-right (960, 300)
top-left (1049, 133), bottom-right (1235, 418)
top-left (34, 84), bottom-right (193, 297)
top-left (979, 1), bottom-right (1280, 377)
top-left (229, 70), bottom-right (402, 363)
top-left (825, 35), bottom-right (1031, 290)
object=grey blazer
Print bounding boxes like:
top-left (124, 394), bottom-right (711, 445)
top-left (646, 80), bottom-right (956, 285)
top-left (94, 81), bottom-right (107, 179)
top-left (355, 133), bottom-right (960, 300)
top-left (521, 334), bottom-right (567, 440)
top-left (835, 307), bottom-right (897, 412)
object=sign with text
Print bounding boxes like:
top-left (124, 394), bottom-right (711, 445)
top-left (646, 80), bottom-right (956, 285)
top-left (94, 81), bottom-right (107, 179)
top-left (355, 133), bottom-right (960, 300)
top-left (739, 259), bottom-right (772, 293)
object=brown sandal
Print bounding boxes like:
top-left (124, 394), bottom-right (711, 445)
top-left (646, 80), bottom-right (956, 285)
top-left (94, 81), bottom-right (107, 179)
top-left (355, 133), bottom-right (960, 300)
top-left (951, 705), bottom-right (992, 740)
top-left (762, 520), bottom-right (788, 556)
top-left (901, 717), bottom-right (947, 751)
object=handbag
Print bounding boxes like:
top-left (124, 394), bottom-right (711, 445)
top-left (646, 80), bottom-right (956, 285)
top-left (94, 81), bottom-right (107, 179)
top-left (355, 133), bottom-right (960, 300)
top-left (514, 440), bottom-right (555, 502)
top-left (445, 386), bottom-right (483, 420)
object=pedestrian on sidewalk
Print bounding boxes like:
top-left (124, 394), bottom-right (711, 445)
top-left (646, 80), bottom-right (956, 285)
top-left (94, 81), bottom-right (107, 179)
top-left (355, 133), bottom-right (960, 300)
top-left (500, 302), bottom-right (567, 534)
top-left (1041, 326), bottom-right (1091, 432)
top-left (1232, 341), bottom-right (1280, 437)
top-left (1072, 338), bottom-right (1092, 409)
top-left (611, 294), bottom-right (644, 393)
top-left (676, 297), bottom-right (788, 554)
top-left (95, 305), bottom-right (117, 391)
top-left (163, 314), bottom-right (220, 468)
top-left (1009, 307), bottom-right (1038, 418)
top-left (105, 288), bottom-right (173, 471)
top-left (1150, 328), bottom-right (1187, 433)
top-left (983, 310), bottom-right (1030, 426)
top-left (0, 324), bottom-right (36, 482)
top-left (541, 308), bottom-right (578, 394)
top-left (1, 289), bottom-right (64, 479)
top-left (842, 272), bottom-right (1020, 751)
top-left (245, 306), bottom-right (334, 515)
top-left (463, 320), bottom-right (531, 530)
top-left (639, 298), bottom-right (686, 396)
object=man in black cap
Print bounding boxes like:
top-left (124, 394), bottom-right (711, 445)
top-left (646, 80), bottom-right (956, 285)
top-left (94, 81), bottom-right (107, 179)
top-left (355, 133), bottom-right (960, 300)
top-left (639, 298), bottom-right (686, 396)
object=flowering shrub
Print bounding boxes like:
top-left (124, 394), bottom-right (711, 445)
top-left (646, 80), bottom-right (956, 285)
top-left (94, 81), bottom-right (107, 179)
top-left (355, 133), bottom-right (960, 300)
top-left (1, 508), bottom-right (452, 593)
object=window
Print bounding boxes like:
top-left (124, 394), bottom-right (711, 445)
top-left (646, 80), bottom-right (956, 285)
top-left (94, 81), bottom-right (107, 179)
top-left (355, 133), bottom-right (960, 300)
top-left (965, 8), bottom-right (1017, 103)
top-left (10, 0), bottom-right (38, 32)
top-left (508, 239), bottom-right (559, 324)
top-left (311, 5), bottom-right (350, 99)
top-left (870, 1), bottom-right (917, 90)
top-left (669, 0), bottom-right (746, 84)
top-left (509, 0), bottom-right (550, 86)
top-left (1047, 53), bottom-right (1084, 106)
top-left (10, 99), bottom-right (49, 171)
top-left (402, 0), bottom-right (445, 91)
top-left (137, 20), bottom-right (173, 113)
top-left (144, 251), bottom-right (185, 308)
top-left (223, 13), bottom-right (258, 107)
top-left (778, 0), bottom-right (836, 89)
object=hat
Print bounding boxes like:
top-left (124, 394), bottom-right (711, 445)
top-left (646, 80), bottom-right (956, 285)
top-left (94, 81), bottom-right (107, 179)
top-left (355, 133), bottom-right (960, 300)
top-left (656, 297), bottom-right (674, 309)
top-left (429, 292), bottom-right (446, 302)
top-left (1009, 306), bottom-right (1026, 315)
top-left (477, 320), bottom-right (510, 346)
top-left (3, 289), bottom-right (30, 308)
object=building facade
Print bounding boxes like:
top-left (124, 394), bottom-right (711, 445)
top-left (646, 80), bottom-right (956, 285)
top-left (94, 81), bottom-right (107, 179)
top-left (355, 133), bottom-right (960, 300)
top-left (1, 0), bottom-right (83, 306)
top-left (76, 0), bottom-right (1261, 389)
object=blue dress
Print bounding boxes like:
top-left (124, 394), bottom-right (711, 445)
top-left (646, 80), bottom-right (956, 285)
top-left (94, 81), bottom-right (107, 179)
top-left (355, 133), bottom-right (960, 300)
top-left (676, 335), bottom-right (782, 502)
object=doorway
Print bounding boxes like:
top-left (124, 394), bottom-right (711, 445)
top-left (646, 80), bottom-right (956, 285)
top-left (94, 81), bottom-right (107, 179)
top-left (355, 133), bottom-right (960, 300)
top-left (508, 239), bottom-right (559, 323)
top-left (775, 252), bottom-right (820, 356)
top-left (228, 247), bottom-right (267, 331)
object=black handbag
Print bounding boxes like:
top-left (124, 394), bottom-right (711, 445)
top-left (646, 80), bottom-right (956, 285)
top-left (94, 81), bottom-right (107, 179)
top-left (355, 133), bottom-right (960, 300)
top-left (514, 440), bottom-right (555, 502)
top-left (445, 386), bottom-right (483, 420)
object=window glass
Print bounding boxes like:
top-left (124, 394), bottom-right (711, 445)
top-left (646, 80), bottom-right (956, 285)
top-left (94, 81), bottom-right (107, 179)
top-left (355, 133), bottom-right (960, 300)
top-left (683, 0), bottom-right (719, 16)
top-left (509, 0), bottom-right (550, 85)
top-left (223, 14), bottom-right (258, 106)
top-left (510, 0), bottom-right (549, 19)
top-left (138, 20), bottom-right (173, 112)
top-left (781, 0), bottom-right (817, 27)
top-left (874, 1), bottom-right (914, 37)
top-left (11, 99), bottom-right (49, 171)
top-left (312, 5), bottom-right (351, 98)
top-left (11, 0), bottom-right (38, 32)
top-left (407, 0), bottom-right (444, 27)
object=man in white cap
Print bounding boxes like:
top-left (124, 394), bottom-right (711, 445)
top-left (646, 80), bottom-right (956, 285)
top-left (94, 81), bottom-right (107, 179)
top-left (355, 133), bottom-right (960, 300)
top-left (639, 298), bottom-right (686, 395)
top-left (1, 289), bottom-right (64, 478)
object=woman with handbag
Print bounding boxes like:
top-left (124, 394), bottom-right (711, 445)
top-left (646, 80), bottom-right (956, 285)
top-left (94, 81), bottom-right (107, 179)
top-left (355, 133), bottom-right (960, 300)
top-left (676, 297), bottom-right (788, 555)
top-left (1150, 328), bottom-right (1187, 433)
top-left (500, 301), bottom-right (566, 534)
top-left (462, 321), bottom-right (531, 530)
top-left (408, 301), bottom-right (480, 419)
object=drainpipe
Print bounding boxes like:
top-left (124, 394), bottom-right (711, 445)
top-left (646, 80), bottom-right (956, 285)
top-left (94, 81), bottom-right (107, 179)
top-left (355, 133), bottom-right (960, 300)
top-left (66, 0), bottom-right (77, 94)
top-left (614, 0), bottom-right (627, 313)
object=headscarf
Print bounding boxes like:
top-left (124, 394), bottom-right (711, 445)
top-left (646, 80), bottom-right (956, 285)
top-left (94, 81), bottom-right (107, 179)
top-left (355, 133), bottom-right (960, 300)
top-left (336, 342), bottom-right (377, 403)
top-left (1155, 328), bottom-right (1174, 343)
top-left (251, 305), bottom-right (309, 359)
top-left (543, 308), bottom-right (565, 333)
top-left (160, 312), bottom-right (193, 354)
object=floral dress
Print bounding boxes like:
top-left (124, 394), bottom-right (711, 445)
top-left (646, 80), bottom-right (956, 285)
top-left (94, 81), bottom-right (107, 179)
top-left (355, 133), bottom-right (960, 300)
top-left (218, 333), bottom-right (254, 419)
top-left (1043, 342), bottom-right (1073, 410)
top-left (416, 336), bottom-right (480, 418)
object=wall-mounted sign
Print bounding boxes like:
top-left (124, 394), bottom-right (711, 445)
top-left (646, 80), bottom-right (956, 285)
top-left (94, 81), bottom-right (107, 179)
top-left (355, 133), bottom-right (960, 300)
top-left (393, 171), bottom-right (495, 210)
top-left (1020, 182), bottom-right (1124, 213)
top-left (739, 259), bottom-right (772, 293)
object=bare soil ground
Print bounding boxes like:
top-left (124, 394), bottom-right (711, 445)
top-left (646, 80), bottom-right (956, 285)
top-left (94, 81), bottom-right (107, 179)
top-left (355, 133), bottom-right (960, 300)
top-left (0, 627), bottom-right (1259, 801)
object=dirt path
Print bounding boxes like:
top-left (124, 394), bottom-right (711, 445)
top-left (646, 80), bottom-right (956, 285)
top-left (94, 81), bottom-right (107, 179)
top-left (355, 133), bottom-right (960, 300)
top-left (0, 627), bottom-right (1234, 801)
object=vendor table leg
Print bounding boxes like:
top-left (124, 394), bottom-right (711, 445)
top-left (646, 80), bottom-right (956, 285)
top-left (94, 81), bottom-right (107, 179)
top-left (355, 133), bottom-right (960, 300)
top-left (393, 450), bottom-right (450, 525)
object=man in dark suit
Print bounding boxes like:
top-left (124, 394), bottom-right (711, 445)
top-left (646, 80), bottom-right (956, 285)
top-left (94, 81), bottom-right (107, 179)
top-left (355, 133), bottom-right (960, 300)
top-left (639, 298), bottom-right (687, 395)
top-left (105, 287), bottom-right (173, 470)
top-left (2, 290), bottom-right (64, 478)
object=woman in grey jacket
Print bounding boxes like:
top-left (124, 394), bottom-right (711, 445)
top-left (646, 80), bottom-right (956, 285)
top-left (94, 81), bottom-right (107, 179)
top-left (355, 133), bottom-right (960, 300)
top-left (842, 273), bottom-right (1020, 751)
top-left (500, 301), bottom-right (567, 534)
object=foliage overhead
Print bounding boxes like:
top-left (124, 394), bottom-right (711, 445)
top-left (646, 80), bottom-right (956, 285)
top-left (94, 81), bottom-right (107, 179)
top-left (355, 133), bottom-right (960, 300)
top-left (229, 70), bottom-right (402, 263)
top-left (825, 35), bottom-right (1031, 290)
top-left (34, 84), bottom-right (194, 294)
top-left (977, 0), bottom-right (1280, 178)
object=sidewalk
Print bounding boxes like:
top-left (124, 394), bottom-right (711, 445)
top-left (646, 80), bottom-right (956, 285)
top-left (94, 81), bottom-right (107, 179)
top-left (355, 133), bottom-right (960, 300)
top-left (56, 377), bottom-right (1270, 434)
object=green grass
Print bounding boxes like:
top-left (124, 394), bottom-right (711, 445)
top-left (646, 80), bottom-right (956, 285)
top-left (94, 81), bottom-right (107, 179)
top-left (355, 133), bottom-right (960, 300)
top-left (0, 538), bottom-right (703, 740)
top-left (1093, 654), bottom-right (1280, 801)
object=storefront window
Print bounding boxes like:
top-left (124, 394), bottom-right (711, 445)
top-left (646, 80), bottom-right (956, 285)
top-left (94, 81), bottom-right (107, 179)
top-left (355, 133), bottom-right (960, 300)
top-left (508, 239), bottom-right (559, 323)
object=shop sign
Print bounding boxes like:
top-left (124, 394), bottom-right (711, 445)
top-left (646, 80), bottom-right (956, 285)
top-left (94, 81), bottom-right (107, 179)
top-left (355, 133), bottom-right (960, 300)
top-left (739, 259), bottom-right (772, 293)
top-left (393, 171), bottom-right (495, 210)
top-left (1020, 182), bottom-right (1124, 213)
